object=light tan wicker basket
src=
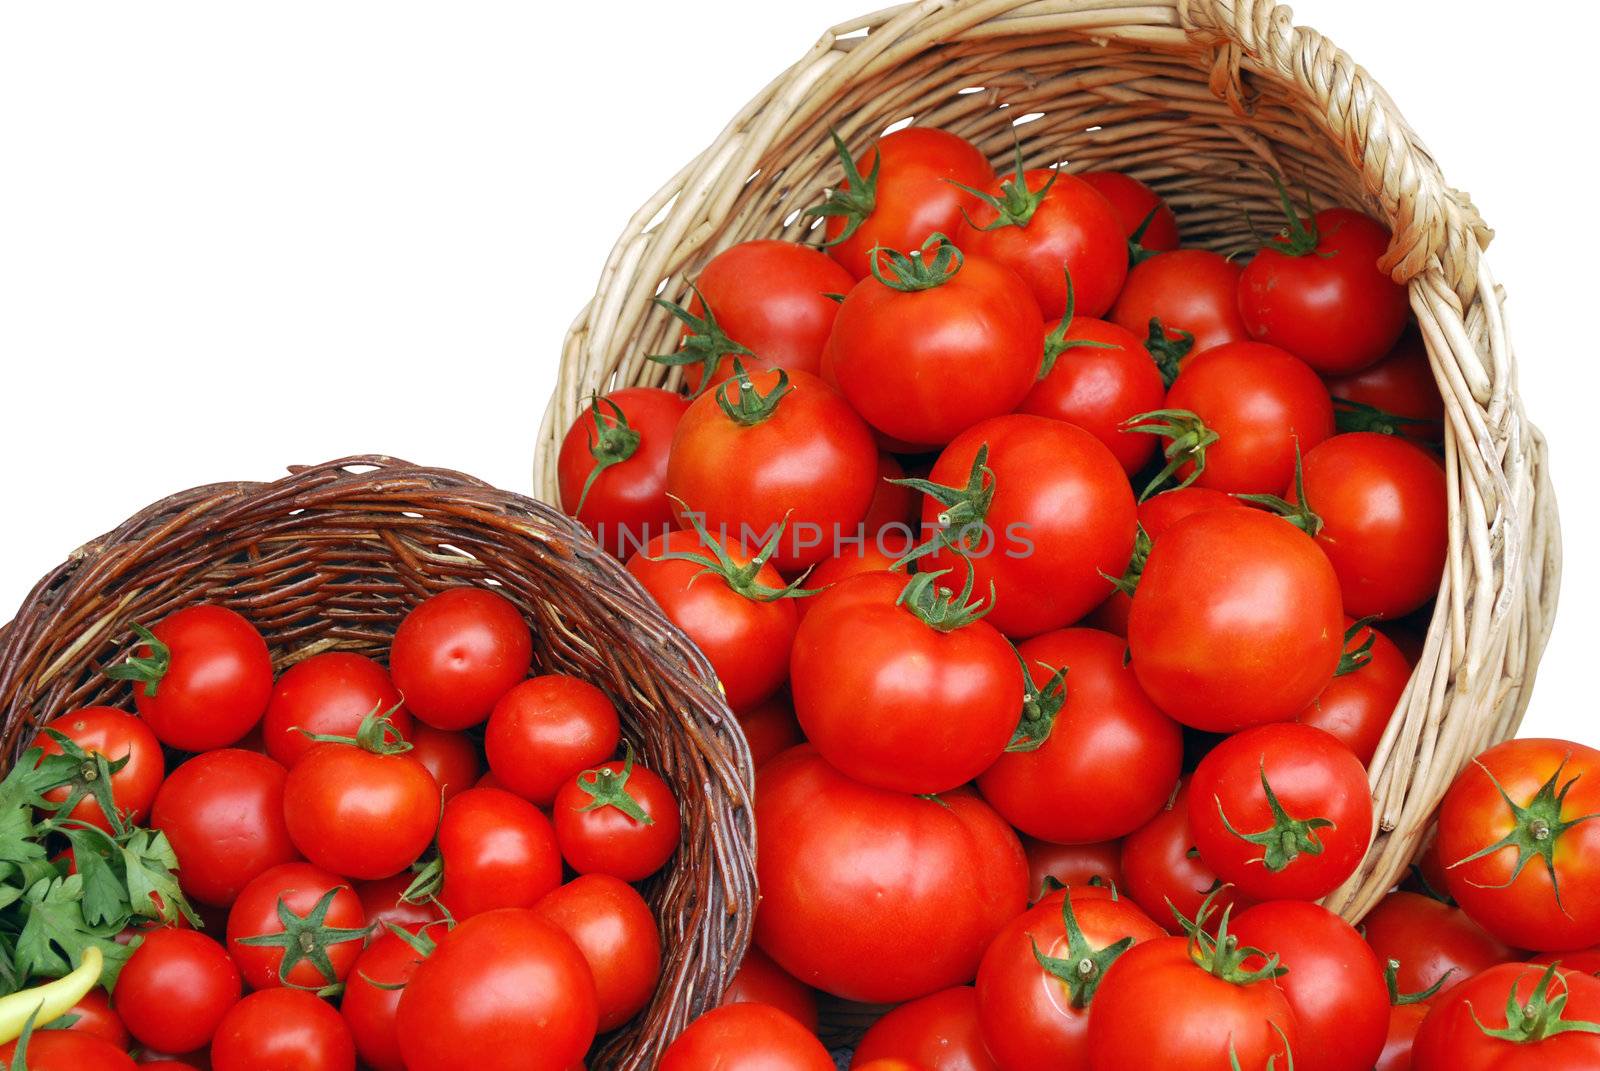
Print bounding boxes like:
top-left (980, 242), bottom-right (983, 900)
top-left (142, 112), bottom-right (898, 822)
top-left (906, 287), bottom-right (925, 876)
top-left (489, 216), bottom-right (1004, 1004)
top-left (534, 0), bottom-right (1561, 922)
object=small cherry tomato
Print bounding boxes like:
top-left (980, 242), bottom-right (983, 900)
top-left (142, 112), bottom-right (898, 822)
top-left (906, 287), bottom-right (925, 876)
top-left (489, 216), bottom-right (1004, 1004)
top-left (38, 707), bottom-right (164, 832)
top-left (485, 675), bottom-right (620, 807)
top-left (389, 587), bottom-right (532, 731)
top-left (1079, 171), bottom-right (1180, 252)
top-left (1022, 837), bottom-right (1124, 902)
top-left (722, 946), bottom-right (819, 1034)
top-left (404, 723), bottom-right (482, 802)
top-left (115, 927), bottom-right (241, 1054)
top-left (1299, 619), bottom-right (1412, 766)
top-left (1111, 248), bottom-right (1247, 355)
top-left (1325, 327), bottom-right (1444, 444)
top-left (0, 1031), bottom-right (136, 1070)
top-left (60, 989), bottom-right (129, 1049)
top-left (1120, 780), bottom-right (1254, 934)
top-left (853, 985), bottom-right (999, 1071)
top-left (734, 692), bottom-right (805, 770)
top-left (226, 862), bottom-right (368, 990)
top-left (355, 872), bottom-right (441, 939)
top-left (552, 748), bottom-right (681, 882)
top-left (533, 874), bottom-right (662, 1032)
top-left (1411, 962), bottom-right (1600, 1070)
top-left (262, 652), bottom-right (411, 768)
top-left (557, 387), bottom-right (690, 559)
top-left (210, 988), bottom-right (356, 1071)
top-left (1362, 891), bottom-right (1520, 999)
top-left (660, 1002), bottom-right (834, 1071)
top-left (437, 787), bottom-right (563, 919)
top-left (342, 921), bottom-right (445, 1071)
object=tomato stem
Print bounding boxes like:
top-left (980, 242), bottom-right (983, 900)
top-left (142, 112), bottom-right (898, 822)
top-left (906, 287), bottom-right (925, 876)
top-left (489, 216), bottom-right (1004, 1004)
top-left (651, 504), bottom-right (818, 603)
top-left (1235, 441), bottom-right (1323, 537)
top-left (867, 233), bottom-right (964, 292)
top-left (103, 623), bottom-right (171, 698)
top-left (714, 359), bottom-right (791, 427)
top-left (1030, 893), bottom-right (1134, 1009)
top-left (1385, 958), bottom-right (1454, 1007)
top-left (1213, 763), bottom-right (1334, 873)
top-left (806, 130), bottom-right (880, 248)
top-left (1469, 963), bottom-right (1600, 1043)
top-left (1179, 889), bottom-right (1285, 987)
top-left (1142, 317), bottom-right (1193, 388)
top-left (896, 562), bottom-right (994, 633)
top-left (1333, 618), bottom-right (1380, 678)
top-left (574, 742), bottom-right (654, 826)
top-left (1039, 268), bottom-right (1115, 380)
top-left (233, 887), bottom-right (372, 989)
top-left (1100, 523), bottom-right (1152, 601)
top-left (647, 284), bottom-right (754, 398)
top-left (1127, 205), bottom-right (1163, 267)
top-left (1332, 397), bottom-right (1434, 440)
top-left (888, 444), bottom-right (995, 571)
top-left (38, 729), bottom-right (131, 836)
top-left (575, 394), bottom-right (642, 514)
top-left (1005, 647), bottom-right (1067, 753)
top-left (1258, 171), bottom-right (1321, 258)
top-left (949, 140), bottom-right (1055, 231)
top-left (1123, 408), bottom-right (1218, 501)
top-left (294, 701), bottom-right (412, 756)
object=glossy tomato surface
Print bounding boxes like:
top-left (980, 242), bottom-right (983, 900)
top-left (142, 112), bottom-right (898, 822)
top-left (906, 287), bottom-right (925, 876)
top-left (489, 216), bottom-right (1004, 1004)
top-left (1079, 171), bottom-right (1180, 251)
top-left (38, 706), bottom-right (164, 831)
top-left (389, 587), bottom-right (532, 731)
top-left (557, 386), bottom-right (689, 558)
top-left (534, 875), bottom-right (662, 1032)
top-left (659, 1002), bottom-right (834, 1071)
top-left (437, 787), bottom-right (563, 919)
top-left (210, 988), bottom-right (356, 1071)
top-left (853, 986), bottom-right (999, 1071)
top-left (1111, 249), bottom-right (1246, 353)
top-left (122, 604), bottom-right (273, 751)
top-left (1018, 316), bottom-right (1165, 474)
top-left (485, 674), bottom-right (620, 806)
top-left (115, 927), bottom-right (242, 1054)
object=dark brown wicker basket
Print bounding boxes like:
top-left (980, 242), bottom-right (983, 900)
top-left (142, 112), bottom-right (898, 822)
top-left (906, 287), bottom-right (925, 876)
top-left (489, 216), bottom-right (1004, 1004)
top-left (0, 455), bottom-right (756, 1071)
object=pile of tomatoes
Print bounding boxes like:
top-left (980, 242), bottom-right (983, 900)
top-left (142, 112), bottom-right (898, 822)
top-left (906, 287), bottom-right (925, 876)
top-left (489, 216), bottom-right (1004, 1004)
top-left (4, 589), bottom-right (686, 1070)
top-left (555, 124), bottom-right (1600, 1070)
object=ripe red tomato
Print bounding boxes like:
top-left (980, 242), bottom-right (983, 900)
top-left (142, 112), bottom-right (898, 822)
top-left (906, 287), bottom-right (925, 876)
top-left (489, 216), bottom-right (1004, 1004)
top-left (115, 927), bottom-right (241, 1054)
top-left (666, 366), bottom-right (878, 571)
top-left (1189, 723), bottom-right (1373, 901)
top-left (210, 988), bottom-right (356, 1071)
top-left (1238, 206), bottom-right (1409, 375)
top-left (830, 241), bottom-right (1042, 446)
top-left (404, 723), bottom-right (482, 802)
top-left (552, 750), bottom-right (681, 882)
top-left (1111, 249), bottom-right (1247, 354)
top-left (389, 587), bottom-right (532, 731)
top-left (754, 746), bottom-right (1027, 1003)
top-left (226, 862), bottom-right (367, 990)
top-left (1411, 963), bottom-right (1600, 1070)
top-left (917, 414), bottom-right (1137, 637)
top-left (109, 604), bottom-right (272, 751)
top-left (61, 990), bottom-right (129, 1049)
top-left (485, 675), bottom-right (620, 806)
top-left (976, 893), bottom-right (1163, 1070)
top-left (437, 786), bottom-right (562, 918)
top-left (557, 387), bottom-right (690, 558)
top-left (797, 549), bottom-right (902, 618)
top-left (790, 570), bottom-right (1018, 794)
top-left (1128, 508), bottom-right (1343, 730)
top-left (1361, 891), bottom-right (1520, 999)
top-left (1533, 947), bottom-right (1600, 976)
top-left (1291, 431), bottom-right (1448, 618)
top-left (1379, 997), bottom-right (1430, 1071)
top-left (1325, 328), bottom-right (1444, 444)
top-left (150, 749), bottom-right (300, 907)
top-left (1079, 170), bottom-right (1179, 252)
top-left (1021, 837), bottom-right (1124, 901)
top-left (852, 985), bottom-right (997, 1071)
top-left (734, 692), bottom-right (804, 769)
top-left (262, 652), bottom-right (411, 768)
top-left (1120, 780), bottom-right (1254, 934)
top-left (661, 1002), bottom-right (834, 1071)
top-left (396, 908), bottom-right (598, 1071)
top-left (722, 946), bottom-right (819, 1034)
top-left (0, 1031), bottom-right (136, 1070)
top-left (1019, 314), bottom-right (1165, 474)
top-left (626, 526), bottom-right (800, 711)
top-left (533, 874), bottom-right (662, 1032)
top-left (1438, 739), bottom-right (1600, 951)
top-left (815, 127), bottom-right (995, 280)
top-left (954, 163), bottom-right (1128, 319)
top-left (342, 921), bottom-right (445, 1071)
top-left (978, 628), bottom-right (1182, 843)
top-left (1299, 619), bottom-right (1412, 766)
top-left (38, 707), bottom-right (164, 831)
top-left (1231, 900), bottom-right (1390, 1071)
top-left (355, 871), bottom-right (441, 938)
top-left (659, 239), bottom-right (856, 393)
top-left (862, 453), bottom-right (921, 553)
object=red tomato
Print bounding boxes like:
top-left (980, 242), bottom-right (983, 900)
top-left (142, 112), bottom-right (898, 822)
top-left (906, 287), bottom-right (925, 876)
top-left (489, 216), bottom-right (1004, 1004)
top-left (389, 587), bottom-right (532, 731)
top-left (1111, 249), bottom-right (1247, 354)
top-left (1534, 947), bottom-right (1600, 976)
top-left (1325, 327), bottom-right (1444, 444)
top-left (1120, 780), bottom-right (1253, 934)
top-left (795, 549), bottom-right (901, 617)
top-left (1438, 739), bottom-right (1600, 951)
top-left (0, 1032), bottom-right (136, 1070)
top-left (954, 163), bottom-right (1128, 319)
top-left (978, 628), bottom-right (1182, 843)
top-left (355, 872), bottom-right (441, 938)
top-left (342, 921), bottom-right (445, 1071)
top-left (790, 570), bottom-right (1020, 794)
top-left (1379, 997), bottom-right (1430, 1071)
top-left (853, 986), bottom-right (998, 1071)
top-left (1231, 900), bottom-right (1390, 1071)
top-left (815, 127), bottom-right (995, 280)
top-left (1189, 723), bottom-right (1373, 901)
top-left (150, 749), bottom-right (299, 907)
top-left (210, 988), bottom-right (356, 1071)
top-left (437, 787), bottom-right (562, 918)
top-left (754, 746), bottom-right (1027, 1003)
top-left (1021, 837), bottom-right (1124, 902)
top-left (1018, 315), bottom-right (1165, 474)
top-left (226, 862), bottom-right (367, 990)
top-left (1128, 508), bottom-right (1343, 730)
top-left (38, 707), bottom-right (164, 831)
top-left (557, 387), bottom-right (690, 558)
top-left (109, 604), bottom-right (272, 751)
top-left (1362, 891), bottom-right (1520, 999)
top-left (485, 675), bottom-right (620, 806)
top-left (1412, 963), bottom-right (1600, 1070)
top-left (857, 1063), bottom-right (931, 1071)
top-left (831, 241), bottom-right (1043, 446)
top-left (722, 946), bottom-right (819, 1034)
top-left (404, 723), bottom-right (482, 802)
top-left (1292, 432), bottom-right (1448, 618)
top-left (533, 874), bottom-right (661, 1032)
top-left (262, 652), bottom-right (411, 768)
top-left (659, 239), bottom-right (856, 393)
top-left (667, 366), bottom-right (878, 571)
top-left (626, 526), bottom-right (800, 712)
top-left (1239, 206), bottom-right (1409, 375)
top-left (552, 751), bottom-right (681, 882)
top-left (115, 927), bottom-right (241, 1053)
top-left (976, 894), bottom-right (1163, 1070)
top-left (61, 990), bottom-right (129, 1048)
top-left (861, 453), bottom-right (921, 556)
top-left (396, 908), bottom-right (598, 1071)
top-left (1079, 171), bottom-right (1180, 252)
top-left (661, 1002), bottom-right (833, 1071)
top-left (734, 692), bottom-right (804, 770)
top-left (917, 414), bottom-right (1137, 637)
top-left (1299, 619), bottom-right (1412, 765)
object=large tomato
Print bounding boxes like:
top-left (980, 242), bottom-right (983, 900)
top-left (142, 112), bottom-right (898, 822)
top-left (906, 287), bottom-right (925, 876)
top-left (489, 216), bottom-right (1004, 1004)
top-left (722, 946), bottom-right (819, 1033)
top-left (551, 750), bottom-right (682, 882)
top-left (0, 1032), bottom-right (136, 1070)
top-left (485, 674), bottom-right (620, 806)
top-left (1437, 739), bottom-right (1600, 951)
top-left (150, 748), bottom-right (300, 907)
top-left (396, 908), bottom-right (598, 1071)
top-left (1079, 171), bottom-right (1180, 252)
top-left (226, 862), bottom-right (368, 990)
top-left (436, 787), bottom-right (563, 919)
top-left (660, 1002), bottom-right (834, 1071)
top-left (1238, 206), bottom-right (1409, 375)
top-left (1325, 327), bottom-right (1444, 444)
top-left (1111, 249), bottom-right (1247, 355)
top-left (978, 628), bottom-right (1182, 844)
top-left (666, 366), bottom-right (878, 571)
top-left (830, 239), bottom-right (1042, 446)
top-left (915, 414), bottom-right (1137, 637)
top-left (342, 921), bottom-right (446, 1071)
top-left (1120, 780), bottom-right (1254, 934)
top-left (853, 986), bottom-right (999, 1071)
top-left (754, 746), bottom-right (1027, 1003)
top-left (1022, 837), bottom-right (1124, 901)
top-left (1361, 891), bottom-right (1520, 999)
top-left (108, 604), bottom-right (272, 751)
top-left (533, 874), bottom-right (662, 1032)
top-left (1298, 619), bottom-right (1412, 766)
top-left (115, 927), bottom-right (242, 1054)
top-left (813, 127), bottom-right (995, 280)
top-left (389, 587), bottom-right (532, 731)
top-left (1411, 963), bottom-right (1600, 1070)
top-left (210, 988), bottom-right (357, 1071)
top-left (1128, 508), bottom-right (1343, 731)
top-left (791, 570), bottom-right (1021, 795)
top-left (38, 707), bottom-right (163, 831)
top-left (404, 723), bottom-right (482, 802)
top-left (261, 652), bottom-right (411, 768)
top-left (556, 387), bottom-right (689, 558)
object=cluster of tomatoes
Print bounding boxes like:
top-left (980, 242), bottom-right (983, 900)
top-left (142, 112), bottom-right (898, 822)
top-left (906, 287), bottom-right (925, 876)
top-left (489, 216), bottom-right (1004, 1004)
top-left (556, 124), bottom-right (1600, 1070)
top-left (9, 589), bottom-right (686, 1070)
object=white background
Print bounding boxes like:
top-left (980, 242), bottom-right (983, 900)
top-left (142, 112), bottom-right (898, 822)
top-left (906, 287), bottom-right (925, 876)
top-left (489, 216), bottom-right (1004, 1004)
top-left (1, 2), bottom-right (1592, 742)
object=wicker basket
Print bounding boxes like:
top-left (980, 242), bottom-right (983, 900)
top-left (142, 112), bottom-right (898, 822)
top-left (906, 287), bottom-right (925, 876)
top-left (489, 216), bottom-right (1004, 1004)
top-left (0, 456), bottom-right (755, 1071)
top-left (535, 0), bottom-right (1561, 923)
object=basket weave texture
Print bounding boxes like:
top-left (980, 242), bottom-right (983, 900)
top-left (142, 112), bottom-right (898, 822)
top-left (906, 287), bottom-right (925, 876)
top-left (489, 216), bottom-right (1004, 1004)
top-left (0, 456), bottom-right (755, 1071)
top-left (536, 0), bottom-right (1561, 923)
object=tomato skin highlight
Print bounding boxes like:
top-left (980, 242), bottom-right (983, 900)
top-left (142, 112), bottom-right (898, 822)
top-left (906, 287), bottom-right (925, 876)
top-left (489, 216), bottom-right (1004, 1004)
top-left (342, 921), bottom-right (445, 1071)
top-left (38, 706), bottom-right (164, 831)
top-left (557, 386), bottom-right (689, 559)
top-left (534, 875), bottom-right (662, 1032)
top-left (123, 604), bottom-right (273, 751)
top-left (404, 723), bottom-right (482, 802)
top-left (1079, 171), bottom-right (1180, 251)
top-left (1411, 963), bottom-right (1600, 1070)
top-left (660, 1001), bottom-right (834, 1071)
top-left (1361, 891), bottom-right (1520, 1000)
top-left (0, 1031), bottom-right (137, 1070)
top-left (210, 988), bottom-right (357, 1071)
top-left (262, 652), bottom-right (411, 768)
top-left (1120, 780), bottom-right (1254, 934)
top-left (1298, 618), bottom-right (1412, 765)
top-left (437, 787), bottom-right (563, 919)
top-left (485, 675), bottom-right (621, 806)
top-left (226, 862), bottom-right (367, 990)
top-left (552, 757), bottom-right (682, 882)
top-left (722, 946), bottom-right (819, 1034)
top-left (282, 740), bottom-right (440, 881)
top-left (115, 927), bottom-right (242, 1054)
top-left (389, 587), bottom-right (532, 731)
top-left (853, 985), bottom-right (1000, 1071)
top-left (1111, 249), bottom-right (1247, 353)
